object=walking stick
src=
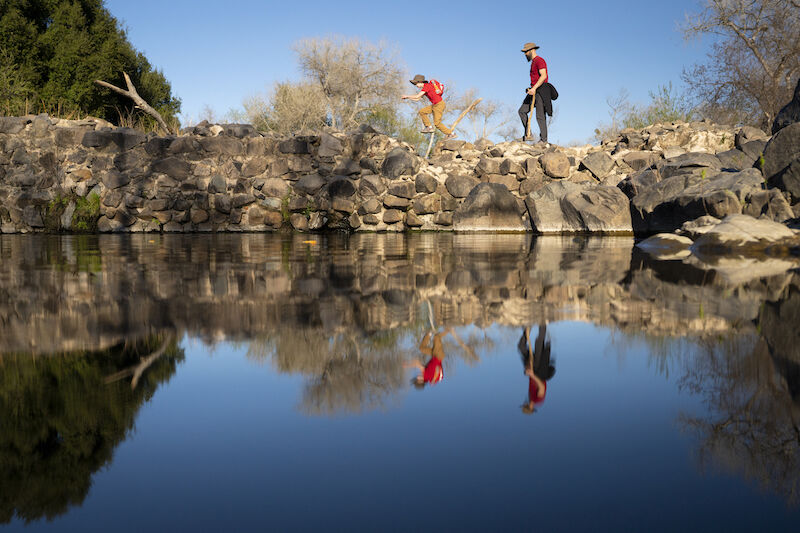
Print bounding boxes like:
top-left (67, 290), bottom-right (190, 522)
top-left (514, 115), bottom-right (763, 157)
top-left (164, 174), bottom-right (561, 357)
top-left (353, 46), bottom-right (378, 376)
top-left (425, 98), bottom-right (483, 159)
top-left (525, 88), bottom-right (534, 140)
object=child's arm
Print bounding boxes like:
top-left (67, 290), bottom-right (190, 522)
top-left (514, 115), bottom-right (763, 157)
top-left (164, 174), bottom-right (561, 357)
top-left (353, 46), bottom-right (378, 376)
top-left (401, 91), bottom-right (426, 101)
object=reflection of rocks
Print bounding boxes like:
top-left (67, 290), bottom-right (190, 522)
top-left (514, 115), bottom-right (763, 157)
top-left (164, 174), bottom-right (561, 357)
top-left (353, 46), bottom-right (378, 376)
top-left (0, 233), bottom-right (797, 359)
top-left (676, 287), bottom-right (800, 505)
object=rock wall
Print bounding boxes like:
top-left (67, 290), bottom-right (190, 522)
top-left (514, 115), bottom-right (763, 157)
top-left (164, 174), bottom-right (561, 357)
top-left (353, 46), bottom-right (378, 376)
top-left (1, 114), bottom-right (797, 235)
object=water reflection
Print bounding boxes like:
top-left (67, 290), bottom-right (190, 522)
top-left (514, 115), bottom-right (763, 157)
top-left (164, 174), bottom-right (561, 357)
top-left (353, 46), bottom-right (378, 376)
top-left (519, 325), bottom-right (555, 413)
top-left (0, 233), bottom-right (799, 522)
top-left (0, 335), bottom-right (183, 524)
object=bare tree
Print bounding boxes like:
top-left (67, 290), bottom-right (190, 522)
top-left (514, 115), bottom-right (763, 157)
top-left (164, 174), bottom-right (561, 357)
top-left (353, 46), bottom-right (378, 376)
top-left (293, 36), bottom-right (404, 130)
top-left (239, 82), bottom-right (327, 134)
top-left (682, 0), bottom-right (800, 129)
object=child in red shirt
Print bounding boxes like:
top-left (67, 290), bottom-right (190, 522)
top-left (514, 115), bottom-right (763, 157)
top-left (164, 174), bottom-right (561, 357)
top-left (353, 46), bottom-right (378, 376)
top-left (402, 74), bottom-right (454, 138)
top-left (408, 328), bottom-right (452, 388)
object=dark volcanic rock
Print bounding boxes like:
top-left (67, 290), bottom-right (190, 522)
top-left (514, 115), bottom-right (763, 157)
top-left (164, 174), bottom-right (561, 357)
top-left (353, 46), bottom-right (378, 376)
top-left (445, 174), bottom-right (480, 198)
top-left (763, 123), bottom-right (800, 193)
top-left (631, 168), bottom-right (765, 233)
top-left (453, 183), bottom-right (524, 231)
top-left (772, 78), bottom-right (800, 134)
top-left (381, 147), bottom-right (418, 179)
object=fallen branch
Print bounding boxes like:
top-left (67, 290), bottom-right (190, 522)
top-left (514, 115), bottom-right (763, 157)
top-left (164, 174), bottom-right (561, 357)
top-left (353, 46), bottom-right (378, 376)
top-left (95, 72), bottom-right (173, 134)
top-left (104, 334), bottom-right (174, 390)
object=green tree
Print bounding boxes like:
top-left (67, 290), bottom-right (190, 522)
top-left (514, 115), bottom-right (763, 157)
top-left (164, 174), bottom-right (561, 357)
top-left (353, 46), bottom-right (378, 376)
top-left (0, 0), bottom-right (180, 124)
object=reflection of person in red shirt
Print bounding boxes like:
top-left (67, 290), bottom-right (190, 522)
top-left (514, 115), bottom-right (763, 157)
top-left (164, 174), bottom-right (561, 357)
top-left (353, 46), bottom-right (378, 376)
top-left (408, 329), bottom-right (452, 389)
top-left (519, 324), bottom-right (555, 414)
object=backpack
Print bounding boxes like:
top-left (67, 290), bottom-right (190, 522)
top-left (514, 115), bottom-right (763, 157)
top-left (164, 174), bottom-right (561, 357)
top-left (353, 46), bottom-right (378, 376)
top-left (429, 79), bottom-right (444, 95)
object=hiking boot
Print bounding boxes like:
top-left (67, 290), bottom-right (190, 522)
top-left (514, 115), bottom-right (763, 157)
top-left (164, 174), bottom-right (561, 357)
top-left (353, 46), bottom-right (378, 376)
top-left (522, 135), bottom-right (535, 142)
top-left (420, 127), bottom-right (435, 134)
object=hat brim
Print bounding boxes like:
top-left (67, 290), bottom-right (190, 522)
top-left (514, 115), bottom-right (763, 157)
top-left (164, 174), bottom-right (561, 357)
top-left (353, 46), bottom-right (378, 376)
top-left (521, 47), bottom-right (539, 52)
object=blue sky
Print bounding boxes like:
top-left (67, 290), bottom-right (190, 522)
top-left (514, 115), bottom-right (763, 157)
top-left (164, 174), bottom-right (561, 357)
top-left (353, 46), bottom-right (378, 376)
top-left (105, 0), bottom-right (713, 144)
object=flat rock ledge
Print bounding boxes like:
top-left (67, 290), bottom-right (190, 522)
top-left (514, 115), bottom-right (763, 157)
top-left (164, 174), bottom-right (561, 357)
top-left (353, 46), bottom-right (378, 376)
top-left (637, 214), bottom-right (800, 284)
top-left (1, 115), bottom-right (798, 237)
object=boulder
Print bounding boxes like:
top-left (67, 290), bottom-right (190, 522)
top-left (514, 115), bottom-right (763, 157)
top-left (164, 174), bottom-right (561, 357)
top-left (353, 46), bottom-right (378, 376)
top-left (772, 78), bottom-right (800, 134)
top-left (453, 183), bottom-right (525, 231)
top-left (151, 157), bottom-right (192, 180)
top-left (199, 136), bottom-right (244, 156)
top-left (295, 174), bottom-right (326, 195)
top-left (716, 149), bottom-right (757, 171)
top-left (580, 152), bottom-right (615, 179)
top-left (412, 194), bottom-right (440, 215)
top-left (524, 181), bottom-right (581, 233)
top-left (383, 209), bottom-right (404, 224)
top-left (622, 151), bottom-right (659, 172)
top-left (387, 181), bottom-right (415, 199)
top-left (770, 159), bottom-right (800, 202)
top-left (360, 174), bottom-right (386, 196)
top-left (101, 170), bottom-right (130, 189)
top-left (630, 169), bottom-right (765, 233)
top-left (445, 174), bottom-right (480, 198)
top-left (415, 173), bottom-right (438, 194)
top-left (762, 123), bottom-right (800, 193)
top-left (318, 133), bottom-right (344, 157)
top-left (278, 138), bottom-right (310, 154)
top-left (656, 152), bottom-right (722, 179)
top-left (618, 169), bottom-right (660, 199)
top-left (261, 178), bottom-right (290, 198)
top-left (290, 213), bottom-right (309, 231)
top-left (690, 214), bottom-right (799, 257)
top-left (540, 152), bottom-right (570, 178)
top-left (381, 147), bottom-right (418, 179)
top-left (735, 126), bottom-right (768, 148)
top-left (636, 233), bottom-right (693, 260)
top-left (525, 181), bottom-right (632, 234)
top-left (208, 175), bottom-right (227, 193)
top-left (327, 178), bottom-right (357, 198)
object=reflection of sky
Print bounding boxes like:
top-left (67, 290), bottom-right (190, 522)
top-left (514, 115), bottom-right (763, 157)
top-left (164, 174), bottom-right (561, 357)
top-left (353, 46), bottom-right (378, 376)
top-left (10, 324), bottom-right (799, 532)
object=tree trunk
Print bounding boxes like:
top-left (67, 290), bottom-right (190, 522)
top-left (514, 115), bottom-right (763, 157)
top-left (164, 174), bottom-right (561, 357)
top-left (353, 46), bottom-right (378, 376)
top-left (95, 72), bottom-right (173, 134)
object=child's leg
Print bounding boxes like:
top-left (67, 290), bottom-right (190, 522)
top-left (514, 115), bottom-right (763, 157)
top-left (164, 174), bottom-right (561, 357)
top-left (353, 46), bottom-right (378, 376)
top-left (432, 102), bottom-right (452, 134)
top-left (419, 105), bottom-right (433, 127)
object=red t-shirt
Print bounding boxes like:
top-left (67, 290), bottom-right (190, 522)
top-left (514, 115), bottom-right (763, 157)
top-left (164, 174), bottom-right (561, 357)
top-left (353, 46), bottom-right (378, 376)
top-left (423, 358), bottom-right (444, 384)
top-left (422, 82), bottom-right (443, 105)
top-left (529, 56), bottom-right (548, 87)
top-left (528, 378), bottom-right (546, 405)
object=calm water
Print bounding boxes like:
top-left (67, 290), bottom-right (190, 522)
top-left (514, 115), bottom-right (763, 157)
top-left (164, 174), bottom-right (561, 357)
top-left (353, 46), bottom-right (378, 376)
top-left (1, 233), bottom-right (799, 532)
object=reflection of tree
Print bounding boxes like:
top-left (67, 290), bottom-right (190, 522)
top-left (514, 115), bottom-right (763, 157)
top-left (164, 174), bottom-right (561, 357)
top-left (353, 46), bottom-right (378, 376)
top-left (677, 290), bottom-right (800, 505)
top-left (0, 335), bottom-right (184, 524)
top-left (246, 321), bottom-right (495, 415)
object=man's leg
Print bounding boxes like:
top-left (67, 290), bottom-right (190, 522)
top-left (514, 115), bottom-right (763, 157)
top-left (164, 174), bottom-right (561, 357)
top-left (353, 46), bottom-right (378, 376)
top-left (534, 92), bottom-right (547, 143)
top-left (432, 101), bottom-right (452, 135)
top-left (518, 94), bottom-right (532, 135)
top-left (419, 105), bottom-right (433, 128)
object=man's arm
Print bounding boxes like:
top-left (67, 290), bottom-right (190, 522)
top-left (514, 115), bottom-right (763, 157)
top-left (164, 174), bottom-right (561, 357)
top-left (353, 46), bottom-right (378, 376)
top-left (527, 68), bottom-right (547, 96)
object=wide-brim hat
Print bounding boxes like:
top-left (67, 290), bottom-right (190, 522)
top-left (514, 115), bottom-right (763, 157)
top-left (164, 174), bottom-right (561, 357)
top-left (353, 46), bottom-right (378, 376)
top-left (521, 42), bottom-right (540, 52)
top-left (409, 74), bottom-right (427, 85)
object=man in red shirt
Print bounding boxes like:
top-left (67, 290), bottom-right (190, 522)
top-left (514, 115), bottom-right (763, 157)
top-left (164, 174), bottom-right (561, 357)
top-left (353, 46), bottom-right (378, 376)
top-left (518, 42), bottom-right (549, 144)
top-left (402, 74), bottom-right (454, 138)
top-left (519, 324), bottom-right (555, 414)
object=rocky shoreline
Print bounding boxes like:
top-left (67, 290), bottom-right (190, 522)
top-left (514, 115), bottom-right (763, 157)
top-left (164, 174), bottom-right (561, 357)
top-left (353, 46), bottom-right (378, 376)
top-left (0, 114), bottom-right (798, 239)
